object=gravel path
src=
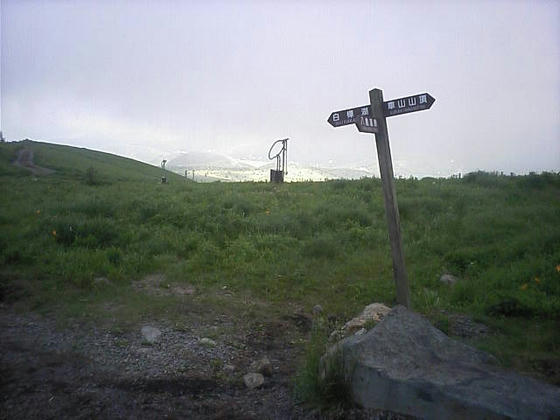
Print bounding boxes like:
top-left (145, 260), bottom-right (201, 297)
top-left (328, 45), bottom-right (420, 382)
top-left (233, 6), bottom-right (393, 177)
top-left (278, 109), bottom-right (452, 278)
top-left (0, 283), bottom-right (410, 420)
top-left (0, 305), bottom-right (306, 419)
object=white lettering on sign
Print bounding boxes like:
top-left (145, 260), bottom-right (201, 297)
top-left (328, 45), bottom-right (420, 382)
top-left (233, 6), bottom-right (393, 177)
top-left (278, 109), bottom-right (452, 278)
top-left (408, 97), bottom-right (417, 106)
top-left (387, 101), bottom-right (395, 110)
top-left (419, 94), bottom-right (427, 104)
top-left (361, 107), bottom-right (369, 116)
top-left (333, 113), bottom-right (340, 122)
top-left (397, 99), bottom-right (406, 108)
top-left (347, 110), bottom-right (354, 119)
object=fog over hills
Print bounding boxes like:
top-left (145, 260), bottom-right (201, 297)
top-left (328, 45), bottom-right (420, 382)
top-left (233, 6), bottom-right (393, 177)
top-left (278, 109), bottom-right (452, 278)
top-left (162, 148), bottom-right (471, 182)
top-left (167, 151), bottom-right (253, 170)
top-left (161, 150), bottom-right (380, 182)
top-left (39, 135), bottom-right (467, 181)
top-left (4, 2), bottom-right (558, 180)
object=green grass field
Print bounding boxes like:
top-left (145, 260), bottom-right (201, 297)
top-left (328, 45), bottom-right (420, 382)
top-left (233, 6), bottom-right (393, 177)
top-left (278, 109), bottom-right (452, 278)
top-left (1, 140), bottom-right (559, 387)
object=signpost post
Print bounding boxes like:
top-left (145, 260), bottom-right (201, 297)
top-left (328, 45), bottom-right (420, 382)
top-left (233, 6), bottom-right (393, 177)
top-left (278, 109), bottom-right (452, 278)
top-left (328, 88), bottom-right (435, 308)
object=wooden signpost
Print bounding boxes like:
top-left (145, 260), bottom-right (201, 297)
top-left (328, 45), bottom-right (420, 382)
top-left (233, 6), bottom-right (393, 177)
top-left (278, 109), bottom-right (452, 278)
top-left (328, 88), bottom-right (435, 308)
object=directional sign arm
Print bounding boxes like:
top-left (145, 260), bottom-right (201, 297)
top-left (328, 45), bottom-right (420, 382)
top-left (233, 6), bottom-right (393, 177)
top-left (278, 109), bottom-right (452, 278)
top-left (383, 93), bottom-right (435, 117)
top-left (328, 105), bottom-right (372, 127)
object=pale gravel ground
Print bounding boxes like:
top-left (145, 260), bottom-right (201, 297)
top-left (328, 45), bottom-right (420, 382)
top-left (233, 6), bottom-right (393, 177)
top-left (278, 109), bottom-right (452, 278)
top-left (0, 305), bottom-right (412, 419)
top-left (0, 306), bottom-right (299, 419)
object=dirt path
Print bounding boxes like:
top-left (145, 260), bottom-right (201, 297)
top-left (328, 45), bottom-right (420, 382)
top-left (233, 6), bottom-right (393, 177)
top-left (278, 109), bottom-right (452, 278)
top-left (0, 275), bottom-right (399, 419)
top-left (0, 302), bottom-right (316, 419)
top-left (13, 148), bottom-right (55, 176)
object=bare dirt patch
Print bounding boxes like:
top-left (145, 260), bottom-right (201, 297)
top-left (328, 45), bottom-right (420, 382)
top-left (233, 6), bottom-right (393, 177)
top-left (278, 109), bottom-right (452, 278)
top-left (133, 273), bottom-right (196, 297)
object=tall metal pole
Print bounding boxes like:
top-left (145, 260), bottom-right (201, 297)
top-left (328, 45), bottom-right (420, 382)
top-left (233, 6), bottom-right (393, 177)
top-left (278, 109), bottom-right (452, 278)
top-left (369, 88), bottom-right (410, 308)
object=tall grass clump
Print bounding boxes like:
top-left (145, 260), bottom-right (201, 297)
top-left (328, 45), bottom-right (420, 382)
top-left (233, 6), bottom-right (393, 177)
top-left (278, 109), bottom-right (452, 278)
top-left (294, 319), bottom-right (353, 410)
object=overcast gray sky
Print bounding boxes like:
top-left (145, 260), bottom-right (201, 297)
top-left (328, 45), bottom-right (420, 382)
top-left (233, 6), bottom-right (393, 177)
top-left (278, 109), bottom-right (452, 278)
top-left (2, 0), bottom-right (559, 176)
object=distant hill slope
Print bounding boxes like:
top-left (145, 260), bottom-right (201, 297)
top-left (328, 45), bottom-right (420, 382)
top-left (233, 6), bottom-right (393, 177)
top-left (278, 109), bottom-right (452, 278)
top-left (0, 140), bottom-right (182, 182)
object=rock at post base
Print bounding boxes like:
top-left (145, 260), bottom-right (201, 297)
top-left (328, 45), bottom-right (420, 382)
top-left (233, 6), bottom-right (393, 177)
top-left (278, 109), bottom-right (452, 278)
top-left (330, 303), bottom-right (391, 342)
top-left (329, 306), bottom-right (560, 419)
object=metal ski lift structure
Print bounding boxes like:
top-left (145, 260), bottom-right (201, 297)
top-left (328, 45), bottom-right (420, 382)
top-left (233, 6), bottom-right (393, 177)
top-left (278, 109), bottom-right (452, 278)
top-left (268, 138), bottom-right (288, 183)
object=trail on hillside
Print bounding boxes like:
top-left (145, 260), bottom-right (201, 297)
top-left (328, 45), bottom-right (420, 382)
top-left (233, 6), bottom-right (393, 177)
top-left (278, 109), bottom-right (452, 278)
top-left (13, 148), bottom-right (55, 175)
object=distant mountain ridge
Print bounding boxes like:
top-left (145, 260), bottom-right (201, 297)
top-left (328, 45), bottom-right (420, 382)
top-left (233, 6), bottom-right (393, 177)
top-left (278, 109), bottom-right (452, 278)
top-left (167, 151), bottom-right (256, 170)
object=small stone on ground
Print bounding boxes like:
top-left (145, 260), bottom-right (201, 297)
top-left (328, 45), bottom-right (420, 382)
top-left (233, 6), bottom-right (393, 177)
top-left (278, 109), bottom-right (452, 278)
top-left (330, 302), bottom-right (391, 341)
top-left (141, 326), bottom-right (161, 343)
top-left (199, 337), bottom-right (217, 347)
top-left (440, 273), bottom-right (459, 285)
top-left (243, 372), bottom-right (265, 389)
top-left (250, 356), bottom-right (273, 377)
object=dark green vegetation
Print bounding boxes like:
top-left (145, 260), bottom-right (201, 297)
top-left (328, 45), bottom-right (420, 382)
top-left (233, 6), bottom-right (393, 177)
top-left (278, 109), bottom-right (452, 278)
top-left (1, 140), bottom-right (560, 390)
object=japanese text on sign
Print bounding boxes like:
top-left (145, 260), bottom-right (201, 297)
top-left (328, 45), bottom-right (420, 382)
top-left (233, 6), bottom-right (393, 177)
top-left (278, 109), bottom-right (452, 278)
top-left (329, 106), bottom-right (371, 127)
top-left (383, 93), bottom-right (434, 117)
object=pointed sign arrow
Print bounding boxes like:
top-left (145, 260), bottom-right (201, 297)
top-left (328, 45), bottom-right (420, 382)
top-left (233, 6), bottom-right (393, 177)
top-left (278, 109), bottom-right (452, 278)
top-left (327, 105), bottom-right (376, 127)
top-left (383, 93), bottom-right (435, 117)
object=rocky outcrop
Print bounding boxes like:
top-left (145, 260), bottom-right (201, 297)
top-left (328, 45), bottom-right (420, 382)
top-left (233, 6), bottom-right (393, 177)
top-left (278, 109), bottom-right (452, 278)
top-left (330, 303), bottom-right (391, 341)
top-left (326, 306), bottom-right (560, 419)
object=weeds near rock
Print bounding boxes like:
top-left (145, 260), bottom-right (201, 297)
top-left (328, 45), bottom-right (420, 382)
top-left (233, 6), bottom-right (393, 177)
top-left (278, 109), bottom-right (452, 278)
top-left (294, 319), bottom-right (353, 410)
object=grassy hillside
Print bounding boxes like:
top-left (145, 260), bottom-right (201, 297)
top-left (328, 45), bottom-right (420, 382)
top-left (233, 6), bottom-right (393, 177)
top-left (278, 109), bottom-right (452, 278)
top-left (0, 140), bottom-right (182, 182)
top-left (1, 140), bottom-right (559, 385)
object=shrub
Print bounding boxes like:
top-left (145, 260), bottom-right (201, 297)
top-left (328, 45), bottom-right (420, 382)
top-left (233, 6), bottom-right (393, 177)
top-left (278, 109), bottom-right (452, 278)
top-left (329, 179), bottom-right (349, 190)
top-left (75, 218), bottom-right (119, 248)
top-left (85, 166), bottom-right (100, 185)
top-left (303, 236), bottom-right (338, 259)
top-left (486, 297), bottom-right (532, 317)
top-left (106, 247), bottom-right (122, 265)
top-left (72, 198), bottom-right (115, 217)
top-left (222, 196), bottom-right (257, 216)
top-left (52, 220), bottom-right (79, 246)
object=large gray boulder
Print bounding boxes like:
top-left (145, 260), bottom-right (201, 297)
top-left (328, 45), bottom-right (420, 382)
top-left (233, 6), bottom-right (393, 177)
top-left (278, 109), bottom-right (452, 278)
top-left (328, 306), bottom-right (560, 419)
